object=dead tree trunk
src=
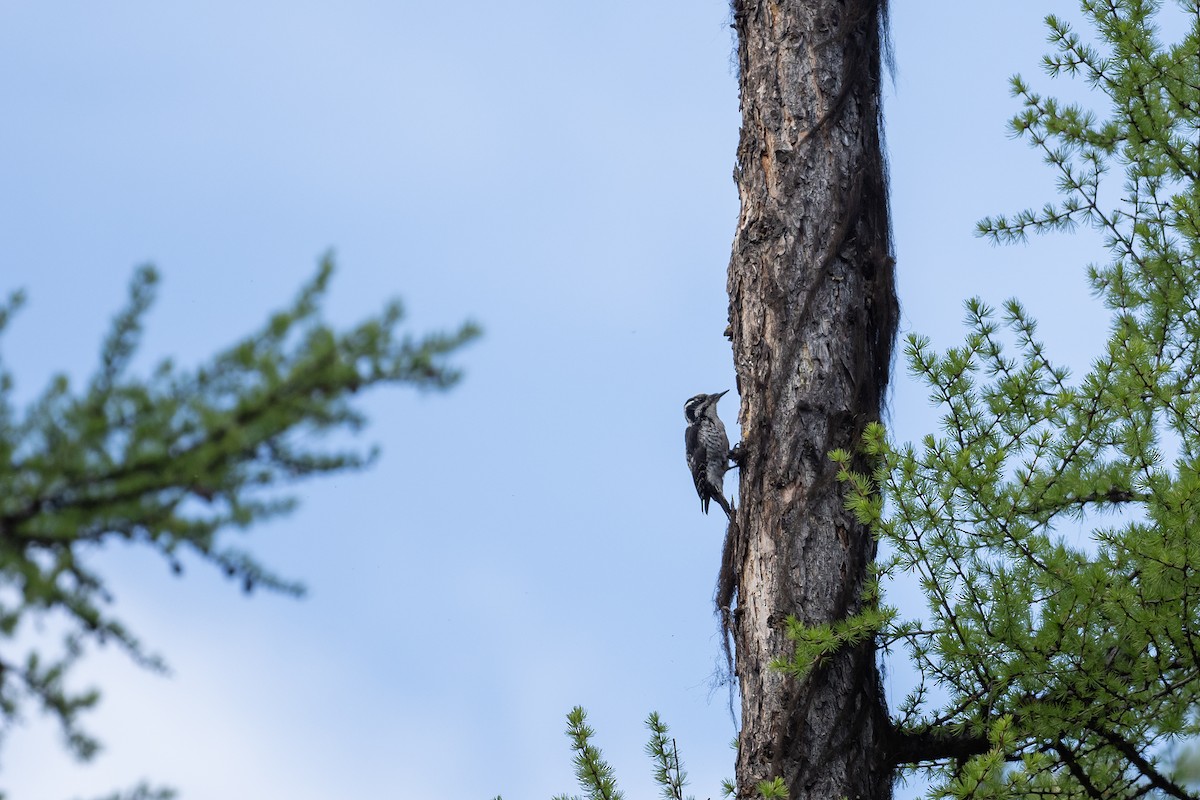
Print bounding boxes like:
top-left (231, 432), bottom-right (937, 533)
top-left (720, 1), bottom-right (899, 798)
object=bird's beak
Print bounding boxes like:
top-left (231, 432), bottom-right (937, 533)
top-left (715, 390), bottom-right (730, 399)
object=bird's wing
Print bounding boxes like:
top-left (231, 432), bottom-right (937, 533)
top-left (685, 423), bottom-right (706, 496)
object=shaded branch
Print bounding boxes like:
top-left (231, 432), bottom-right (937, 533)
top-left (1095, 726), bottom-right (1199, 800)
top-left (888, 726), bottom-right (991, 766)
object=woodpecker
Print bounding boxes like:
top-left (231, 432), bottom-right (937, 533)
top-left (684, 390), bottom-right (734, 517)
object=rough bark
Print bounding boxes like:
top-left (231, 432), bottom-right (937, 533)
top-left (720, 1), bottom-right (898, 798)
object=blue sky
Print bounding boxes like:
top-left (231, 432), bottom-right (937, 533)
top-left (1, 2), bottom-right (1117, 798)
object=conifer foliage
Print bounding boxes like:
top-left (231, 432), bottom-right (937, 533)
top-left (0, 256), bottom-right (478, 768)
top-left (508, 2), bottom-right (1200, 798)
top-left (834, 1), bottom-right (1200, 796)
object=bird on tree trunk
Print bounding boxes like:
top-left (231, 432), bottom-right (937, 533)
top-left (684, 390), bottom-right (736, 518)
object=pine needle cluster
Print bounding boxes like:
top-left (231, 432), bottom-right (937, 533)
top-left (0, 255), bottom-right (478, 773)
top-left (837, 1), bottom-right (1200, 797)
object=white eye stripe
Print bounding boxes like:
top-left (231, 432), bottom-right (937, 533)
top-left (684, 395), bottom-right (708, 420)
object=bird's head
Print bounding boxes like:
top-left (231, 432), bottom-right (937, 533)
top-left (684, 390), bottom-right (729, 422)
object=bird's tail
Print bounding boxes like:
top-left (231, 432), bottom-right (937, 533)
top-left (715, 492), bottom-right (734, 519)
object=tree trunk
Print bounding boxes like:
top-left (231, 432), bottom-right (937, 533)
top-left (721, 1), bottom-right (898, 798)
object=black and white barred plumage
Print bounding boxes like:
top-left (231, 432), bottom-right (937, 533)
top-left (684, 391), bottom-right (734, 517)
